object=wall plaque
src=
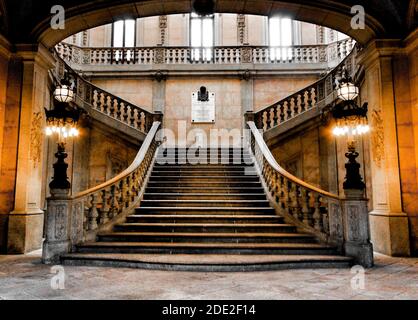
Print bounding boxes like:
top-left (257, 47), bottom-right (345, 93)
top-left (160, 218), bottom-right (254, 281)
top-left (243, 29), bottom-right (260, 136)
top-left (191, 87), bottom-right (215, 123)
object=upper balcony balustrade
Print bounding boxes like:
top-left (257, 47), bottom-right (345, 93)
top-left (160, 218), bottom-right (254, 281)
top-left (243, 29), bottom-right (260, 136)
top-left (56, 38), bottom-right (355, 74)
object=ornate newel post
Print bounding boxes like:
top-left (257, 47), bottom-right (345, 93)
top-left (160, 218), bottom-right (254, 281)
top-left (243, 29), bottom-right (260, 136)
top-left (42, 75), bottom-right (79, 264)
top-left (332, 68), bottom-right (374, 267)
top-left (341, 141), bottom-right (373, 268)
top-left (42, 142), bottom-right (72, 264)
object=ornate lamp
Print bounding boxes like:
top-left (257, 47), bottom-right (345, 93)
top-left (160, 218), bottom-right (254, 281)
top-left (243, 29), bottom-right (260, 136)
top-left (45, 100), bottom-right (80, 191)
top-left (332, 67), bottom-right (369, 190)
top-left (53, 72), bottom-right (74, 103)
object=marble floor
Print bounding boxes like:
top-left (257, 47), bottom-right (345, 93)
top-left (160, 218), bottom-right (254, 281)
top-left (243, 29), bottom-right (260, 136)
top-left (0, 251), bottom-right (417, 300)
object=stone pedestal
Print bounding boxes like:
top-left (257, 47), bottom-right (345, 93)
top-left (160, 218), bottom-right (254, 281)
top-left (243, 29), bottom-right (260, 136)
top-left (42, 189), bottom-right (72, 264)
top-left (342, 189), bottom-right (374, 267)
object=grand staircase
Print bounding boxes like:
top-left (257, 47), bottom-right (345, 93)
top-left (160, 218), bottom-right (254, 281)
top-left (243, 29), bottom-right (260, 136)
top-left (62, 147), bottom-right (352, 271)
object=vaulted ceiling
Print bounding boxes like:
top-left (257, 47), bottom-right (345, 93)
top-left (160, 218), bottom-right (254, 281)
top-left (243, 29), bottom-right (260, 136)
top-left (1, 0), bottom-right (417, 48)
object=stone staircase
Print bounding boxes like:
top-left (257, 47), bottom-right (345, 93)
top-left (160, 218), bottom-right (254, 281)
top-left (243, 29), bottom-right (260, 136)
top-left (62, 148), bottom-right (352, 271)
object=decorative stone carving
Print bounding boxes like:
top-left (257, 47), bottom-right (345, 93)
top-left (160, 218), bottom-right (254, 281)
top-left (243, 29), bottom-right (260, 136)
top-left (316, 26), bottom-right (325, 44)
top-left (55, 205), bottom-right (66, 240)
top-left (82, 31), bottom-right (89, 46)
top-left (154, 47), bottom-right (165, 64)
top-left (159, 15), bottom-right (168, 45)
top-left (240, 47), bottom-right (252, 63)
top-left (30, 112), bottom-right (43, 168)
top-left (371, 109), bottom-right (384, 167)
top-left (237, 14), bottom-right (248, 45)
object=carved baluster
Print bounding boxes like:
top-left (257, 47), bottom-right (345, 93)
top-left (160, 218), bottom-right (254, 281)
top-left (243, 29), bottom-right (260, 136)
top-left (132, 109), bottom-right (139, 129)
top-left (285, 180), bottom-right (293, 216)
top-left (100, 189), bottom-right (110, 225)
top-left (269, 108), bottom-right (275, 129)
top-left (290, 97), bottom-right (296, 116)
top-left (140, 112), bottom-right (146, 132)
top-left (313, 194), bottom-right (323, 232)
top-left (279, 104), bottom-right (285, 123)
top-left (83, 196), bottom-right (91, 232)
top-left (122, 178), bottom-right (130, 208)
top-left (119, 102), bottom-right (126, 122)
top-left (109, 184), bottom-right (119, 219)
top-left (292, 184), bottom-right (301, 220)
top-left (298, 94), bottom-right (305, 113)
top-left (99, 93), bottom-right (105, 112)
top-left (262, 111), bottom-right (268, 131)
top-left (126, 106), bottom-right (133, 127)
top-left (301, 189), bottom-right (311, 226)
top-left (310, 87), bottom-right (317, 108)
top-left (88, 193), bottom-right (99, 231)
top-left (92, 90), bottom-right (99, 109)
top-left (112, 99), bottom-right (119, 119)
top-left (105, 96), bottom-right (112, 115)
top-left (286, 100), bottom-right (292, 120)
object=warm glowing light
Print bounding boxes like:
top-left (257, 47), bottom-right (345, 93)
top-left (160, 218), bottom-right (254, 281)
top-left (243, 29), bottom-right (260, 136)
top-left (332, 117), bottom-right (370, 137)
top-left (337, 82), bottom-right (359, 101)
top-left (54, 85), bottom-right (74, 103)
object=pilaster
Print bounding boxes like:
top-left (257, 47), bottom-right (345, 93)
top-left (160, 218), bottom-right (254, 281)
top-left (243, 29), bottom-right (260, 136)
top-left (7, 44), bottom-right (56, 253)
top-left (357, 40), bottom-right (411, 256)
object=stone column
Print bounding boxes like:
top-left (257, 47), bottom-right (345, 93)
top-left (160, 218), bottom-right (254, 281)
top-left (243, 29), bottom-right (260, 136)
top-left (357, 40), bottom-right (411, 256)
top-left (42, 189), bottom-right (71, 264)
top-left (342, 189), bottom-right (374, 267)
top-left (0, 35), bottom-right (12, 252)
top-left (152, 71), bottom-right (167, 114)
top-left (6, 44), bottom-right (55, 253)
top-left (241, 71), bottom-right (254, 129)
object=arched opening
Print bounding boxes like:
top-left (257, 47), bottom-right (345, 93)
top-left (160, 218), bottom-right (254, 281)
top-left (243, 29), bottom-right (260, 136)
top-left (32, 0), bottom-right (383, 48)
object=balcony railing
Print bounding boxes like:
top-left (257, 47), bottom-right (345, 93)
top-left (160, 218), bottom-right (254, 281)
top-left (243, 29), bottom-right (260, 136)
top-left (56, 39), bottom-right (354, 67)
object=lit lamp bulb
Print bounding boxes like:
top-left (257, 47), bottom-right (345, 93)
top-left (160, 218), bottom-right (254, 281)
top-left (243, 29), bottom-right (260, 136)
top-left (54, 84), bottom-right (74, 103)
top-left (337, 82), bottom-right (359, 101)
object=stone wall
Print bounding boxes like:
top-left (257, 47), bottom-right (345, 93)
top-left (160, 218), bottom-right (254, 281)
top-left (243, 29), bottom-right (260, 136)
top-left (394, 40), bottom-right (418, 252)
top-left (65, 14), bottom-right (349, 48)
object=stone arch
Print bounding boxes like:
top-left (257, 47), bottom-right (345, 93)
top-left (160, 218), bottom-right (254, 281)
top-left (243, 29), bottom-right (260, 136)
top-left (32, 0), bottom-right (386, 48)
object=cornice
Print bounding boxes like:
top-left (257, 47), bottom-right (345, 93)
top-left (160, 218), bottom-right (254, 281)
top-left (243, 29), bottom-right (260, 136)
top-left (0, 33), bottom-right (12, 59)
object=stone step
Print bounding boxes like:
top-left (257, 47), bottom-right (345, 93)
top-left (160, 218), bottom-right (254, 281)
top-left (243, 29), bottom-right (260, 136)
top-left (149, 176), bottom-right (259, 182)
top-left (114, 222), bottom-right (297, 233)
top-left (144, 187), bottom-right (265, 194)
top-left (97, 232), bottom-right (316, 243)
top-left (154, 163), bottom-right (254, 168)
top-left (126, 214), bottom-right (284, 224)
top-left (76, 242), bottom-right (338, 255)
top-left (135, 207), bottom-right (276, 215)
top-left (143, 193), bottom-right (267, 200)
top-left (152, 166), bottom-right (252, 171)
top-left (146, 181), bottom-right (263, 188)
top-left (140, 200), bottom-right (270, 208)
top-left (151, 171), bottom-right (254, 176)
top-left (62, 253), bottom-right (353, 271)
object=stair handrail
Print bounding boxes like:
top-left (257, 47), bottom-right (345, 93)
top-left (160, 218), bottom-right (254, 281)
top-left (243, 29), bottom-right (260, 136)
top-left (52, 50), bottom-right (155, 134)
top-left (246, 118), bottom-right (344, 247)
top-left (255, 42), bottom-right (358, 132)
top-left (68, 121), bottom-right (161, 246)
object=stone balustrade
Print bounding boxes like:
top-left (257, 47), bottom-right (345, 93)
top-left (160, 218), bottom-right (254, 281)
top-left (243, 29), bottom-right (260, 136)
top-left (255, 44), bottom-right (358, 132)
top-left (245, 118), bottom-right (373, 267)
top-left (53, 53), bottom-right (155, 135)
top-left (55, 38), bottom-right (354, 66)
top-left (42, 121), bottom-right (162, 263)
